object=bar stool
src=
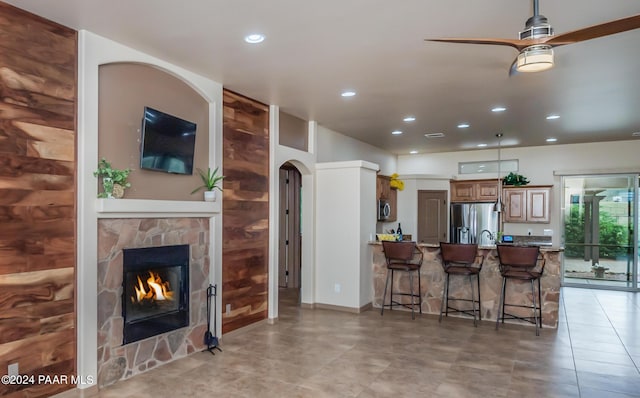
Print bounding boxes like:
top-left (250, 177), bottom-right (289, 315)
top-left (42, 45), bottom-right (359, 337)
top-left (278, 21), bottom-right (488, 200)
top-left (438, 242), bottom-right (484, 326)
top-left (495, 244), bottom-right (546, 335)
top-left (381, 241), bottom-right (423, 319)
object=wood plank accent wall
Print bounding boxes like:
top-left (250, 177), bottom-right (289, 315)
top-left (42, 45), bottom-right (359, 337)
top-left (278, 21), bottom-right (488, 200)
top-left (222, 90), bottom-right (269, 333)
top-left (0, 3), bottom-right (77, 397)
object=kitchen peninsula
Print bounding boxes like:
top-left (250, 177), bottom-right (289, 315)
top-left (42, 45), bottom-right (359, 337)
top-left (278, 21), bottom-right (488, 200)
top-left (370, 242), bottom-right (562, 328)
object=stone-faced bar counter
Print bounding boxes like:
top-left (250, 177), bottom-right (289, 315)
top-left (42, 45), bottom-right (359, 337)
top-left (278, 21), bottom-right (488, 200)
top-left (370, 243), bottom-right (562, 328)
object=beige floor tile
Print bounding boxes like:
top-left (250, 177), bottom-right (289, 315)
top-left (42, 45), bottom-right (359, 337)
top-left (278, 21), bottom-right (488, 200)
top-left (506, 378), bottom-right (580, 398)
top-left (52, 287), bottom-right (640, 398)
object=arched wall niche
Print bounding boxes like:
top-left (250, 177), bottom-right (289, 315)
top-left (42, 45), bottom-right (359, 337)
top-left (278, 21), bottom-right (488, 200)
top-left (98, 62), bottom-right (209, 200)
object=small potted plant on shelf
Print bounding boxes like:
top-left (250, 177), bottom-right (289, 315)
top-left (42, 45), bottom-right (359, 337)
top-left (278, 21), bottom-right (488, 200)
top-left (93, 158), bottom-right (131, 198)
top-left (502, 172), bottom-right (530, 186)
top-left (191, 167), bottom-right (224, 202)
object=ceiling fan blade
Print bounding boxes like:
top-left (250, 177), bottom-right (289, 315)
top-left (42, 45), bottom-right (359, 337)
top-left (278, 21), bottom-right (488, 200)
top-left (545, 14), bottom-right (640, 46)
top-left (426, 38), bottom-right (532, 51)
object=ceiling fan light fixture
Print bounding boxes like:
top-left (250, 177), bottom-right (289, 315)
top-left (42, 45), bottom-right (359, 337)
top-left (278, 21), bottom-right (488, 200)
top-left (516, 45), bottom-right (554, 72)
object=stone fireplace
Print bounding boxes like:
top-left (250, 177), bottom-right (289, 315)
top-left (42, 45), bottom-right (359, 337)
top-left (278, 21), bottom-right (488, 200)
top-left (97, 218), bottom-right (209, 387)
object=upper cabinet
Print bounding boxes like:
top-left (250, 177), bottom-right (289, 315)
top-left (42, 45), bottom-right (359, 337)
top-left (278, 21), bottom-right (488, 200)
top-left (503, 186), bottom-right (552, 223)
top-left (450, 179), bottom-right (499, 202)
top-left (377, 175), bottom-right (390, 200)
top-left (376, 175), bottom-right (397, 221)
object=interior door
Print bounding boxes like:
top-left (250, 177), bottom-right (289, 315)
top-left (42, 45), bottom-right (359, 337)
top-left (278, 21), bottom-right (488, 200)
top-left (278, 165), bottom-right (302, 289)
top-left (278, 169), bottom-right (288, 287)
top-left (418, 190), bottom-right (447, 244)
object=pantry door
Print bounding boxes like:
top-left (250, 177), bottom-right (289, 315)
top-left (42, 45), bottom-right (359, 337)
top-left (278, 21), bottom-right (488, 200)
top-left (418, 190), bottom-right (447, 244)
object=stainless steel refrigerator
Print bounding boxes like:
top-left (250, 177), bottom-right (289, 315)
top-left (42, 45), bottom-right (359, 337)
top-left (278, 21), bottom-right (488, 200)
top-left (450, 203), bottom-right (499, 246)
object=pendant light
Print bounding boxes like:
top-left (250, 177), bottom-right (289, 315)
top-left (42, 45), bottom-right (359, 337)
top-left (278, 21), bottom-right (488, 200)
top-left (494, 133), bottom-right (503, 212)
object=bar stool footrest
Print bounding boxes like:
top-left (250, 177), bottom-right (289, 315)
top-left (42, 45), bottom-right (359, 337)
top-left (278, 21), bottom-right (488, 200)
top-left (444, 307), bottom-right (479, 318)
top-left (382, 296), bottom-right (422, 312)
top-left (500, 312), bottom-right (541, 326)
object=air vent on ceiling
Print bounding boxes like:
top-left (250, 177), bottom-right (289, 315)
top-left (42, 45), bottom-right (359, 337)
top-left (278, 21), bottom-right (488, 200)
top-left (424, 132), bottom-right (445, 138)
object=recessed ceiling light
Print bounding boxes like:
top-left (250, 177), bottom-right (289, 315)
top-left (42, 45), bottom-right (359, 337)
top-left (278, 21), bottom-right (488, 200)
top-left (477, 143), bottom-right (488, 147)
top-left (546, 114), bottom-right (560, 120)
top-left (491, 107), bottom-right (507, 112)
top-left (391, 130), bottom-right (403, 135)
top-left (410, 150), bottom-right (418, 154)
top-left (244, 33), bottom-right (265, 44)
top-left (632, 132), bottom-right (640, 137)
top-left (403, 116), bottom-right (416, 122)
top-left (341, 91), bottom-right (356, 97)
top-left (457, 123), bottom-right (470, 129)
top-left (424, 132), bottom-right (445, 138)
top-left (546, 138), bottom-right (558, 142)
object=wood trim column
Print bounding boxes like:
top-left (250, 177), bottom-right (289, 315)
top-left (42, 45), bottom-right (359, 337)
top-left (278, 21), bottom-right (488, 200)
top-left (221, 90), bottom-right (269, 333)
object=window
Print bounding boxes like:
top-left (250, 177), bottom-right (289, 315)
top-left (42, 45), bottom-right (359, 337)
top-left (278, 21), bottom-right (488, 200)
top-left (458, 159), bottom-right (519, 175)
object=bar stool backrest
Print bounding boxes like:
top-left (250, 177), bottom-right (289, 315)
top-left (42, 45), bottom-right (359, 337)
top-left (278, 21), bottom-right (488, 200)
top-left (382, 241), bottom-right (420, 264)
top-left (496, 245), bottom-right (540, 270)
top-left (439, 242), bottom-right (479, 266)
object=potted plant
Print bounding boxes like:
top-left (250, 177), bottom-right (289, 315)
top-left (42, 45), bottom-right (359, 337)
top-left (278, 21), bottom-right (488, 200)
top-left (592, 264), bottom-right (609, 278)
top-left (191, 167), bottom-right (224, 201)
top-left (502, 172), bottom-right (529, 186)
top-left (93, 158), bottom-right (132, 198)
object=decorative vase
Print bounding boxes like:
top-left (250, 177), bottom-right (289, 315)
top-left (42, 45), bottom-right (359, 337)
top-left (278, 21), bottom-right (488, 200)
top-left (102, 177), bottom-right (114, 199)
top-left (112, 183), bottom-right (125, 199)
top-left (204, 190), bottom-right (216, 202)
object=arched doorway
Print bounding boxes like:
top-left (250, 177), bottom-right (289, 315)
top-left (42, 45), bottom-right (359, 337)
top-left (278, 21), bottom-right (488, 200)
top-left (278, 163), bottom-right (303, 305)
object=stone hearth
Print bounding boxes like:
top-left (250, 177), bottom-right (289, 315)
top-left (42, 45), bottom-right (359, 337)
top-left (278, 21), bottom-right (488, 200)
top-left (97, 218), bottom-right (209, 387)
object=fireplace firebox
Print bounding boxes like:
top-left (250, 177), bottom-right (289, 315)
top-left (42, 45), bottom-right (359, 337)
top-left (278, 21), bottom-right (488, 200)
top-left (122, 244), bottom-right (189, 344)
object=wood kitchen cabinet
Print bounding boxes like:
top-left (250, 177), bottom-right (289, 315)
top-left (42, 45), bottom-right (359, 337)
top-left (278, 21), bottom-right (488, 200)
top-left (503, 186), bottom-right (551, 223)
top-left (376, 175), bottom-right (397, 221)
top-left (450, 179), bottom-right (499, 202)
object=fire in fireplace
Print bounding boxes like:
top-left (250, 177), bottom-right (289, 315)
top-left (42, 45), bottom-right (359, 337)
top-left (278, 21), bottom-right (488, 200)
top-left (122, 245), bottom-right (189, 344)
top-left (133, 271), bottom-right (174, 302)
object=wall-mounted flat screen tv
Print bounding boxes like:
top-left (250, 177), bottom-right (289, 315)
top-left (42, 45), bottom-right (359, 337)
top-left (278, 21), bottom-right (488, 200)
top-left (140, 107), bottom-right (197, 175)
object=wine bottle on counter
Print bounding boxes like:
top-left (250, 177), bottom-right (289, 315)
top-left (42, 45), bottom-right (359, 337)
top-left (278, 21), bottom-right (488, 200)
top-left (397, 223), bottom-right (403, 241)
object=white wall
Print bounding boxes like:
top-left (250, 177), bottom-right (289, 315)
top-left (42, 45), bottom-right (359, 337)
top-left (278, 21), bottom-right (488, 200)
top-left (400, 140), bottom-right (640, 184)
top-left (271, 121), bottom-right (392, 312)
top-left (269, 110), bottom-right (317, 316)
top-left (316, 124), bottom-right (397, 175)
top-left (315, 161), bottom-right (378, 309)
top-left (397, 140), bottom-right (640, 245)
top-left (358, 166), bottom-right (378, 306)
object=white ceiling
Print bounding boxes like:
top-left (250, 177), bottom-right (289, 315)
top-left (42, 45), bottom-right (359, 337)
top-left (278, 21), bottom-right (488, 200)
top-left (6, 0), bottom-right (640, 154)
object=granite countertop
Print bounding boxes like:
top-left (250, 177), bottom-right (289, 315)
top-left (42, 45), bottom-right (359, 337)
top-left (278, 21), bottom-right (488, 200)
top-left (368, 241), bottom-right (563, 252)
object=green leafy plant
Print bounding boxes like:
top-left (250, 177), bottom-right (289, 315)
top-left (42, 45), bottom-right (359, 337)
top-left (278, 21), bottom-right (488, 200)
top-left (564, 204), bottom-right (628, 259)
top-left (502, 172), bottom-right (529, 186)
top-left (191, 167), bottom-right (225, 194)
top-left (93, 158), bottom-right (131, 198)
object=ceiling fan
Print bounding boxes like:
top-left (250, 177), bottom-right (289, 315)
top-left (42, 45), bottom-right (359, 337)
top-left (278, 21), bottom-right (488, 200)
top-left (426, 0), bottom-right (640, 75)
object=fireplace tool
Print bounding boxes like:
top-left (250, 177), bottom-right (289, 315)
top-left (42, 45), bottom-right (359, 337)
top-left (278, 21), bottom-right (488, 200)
top-left (204, 283), bottom-right (222, 354)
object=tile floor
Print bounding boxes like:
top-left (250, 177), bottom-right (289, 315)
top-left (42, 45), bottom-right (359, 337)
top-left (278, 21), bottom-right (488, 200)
top-left (74, 287), bottom-right (640, 397)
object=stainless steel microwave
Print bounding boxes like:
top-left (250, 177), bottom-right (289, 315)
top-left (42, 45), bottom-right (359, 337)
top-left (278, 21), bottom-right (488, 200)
top-left (378, 200), bottom-right (391, 221)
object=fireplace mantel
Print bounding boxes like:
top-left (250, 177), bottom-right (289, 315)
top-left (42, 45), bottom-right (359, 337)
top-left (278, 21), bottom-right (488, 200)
top-left (96, 198), bottom-right (220, 218)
